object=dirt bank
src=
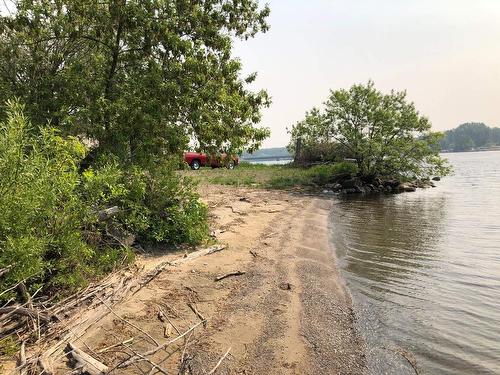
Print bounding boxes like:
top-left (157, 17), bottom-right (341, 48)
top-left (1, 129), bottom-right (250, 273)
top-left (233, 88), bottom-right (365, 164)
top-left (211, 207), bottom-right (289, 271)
top-left (18, 186), bottom-right (366, 374)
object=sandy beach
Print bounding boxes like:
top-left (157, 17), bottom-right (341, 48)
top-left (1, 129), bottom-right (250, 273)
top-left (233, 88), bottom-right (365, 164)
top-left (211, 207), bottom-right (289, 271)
top-left (12, 186), bottom-right (365, 374)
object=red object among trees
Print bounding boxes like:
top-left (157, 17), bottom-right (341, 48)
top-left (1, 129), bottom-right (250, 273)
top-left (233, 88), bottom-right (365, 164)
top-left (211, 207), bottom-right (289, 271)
top-left (184, 152), bottom-right (239, 170)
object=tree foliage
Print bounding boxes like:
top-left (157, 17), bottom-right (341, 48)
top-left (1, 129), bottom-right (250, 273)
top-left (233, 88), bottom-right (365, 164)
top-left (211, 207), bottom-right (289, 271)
top-left (440, 123), bottom-right (500, 152)
top-left (288, 108), bottom-right (349, 163)
top-left (0, 0), bottom-right (271, 164)
top-left (289, 82), bottom-right (450, 179)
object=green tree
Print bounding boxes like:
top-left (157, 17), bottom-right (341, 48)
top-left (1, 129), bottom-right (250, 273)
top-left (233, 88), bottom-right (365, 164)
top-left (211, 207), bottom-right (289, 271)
top-left (289, 82), bottom-right (450, 179)
top-left (287, 107), bottom-right (351, 163)
top-left (0, 0), bottom-right (270, 165)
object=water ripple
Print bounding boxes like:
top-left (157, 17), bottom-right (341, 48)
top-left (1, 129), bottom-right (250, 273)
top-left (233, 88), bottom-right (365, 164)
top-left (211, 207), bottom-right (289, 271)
top-left (331, 151), bottom-right (500, 375)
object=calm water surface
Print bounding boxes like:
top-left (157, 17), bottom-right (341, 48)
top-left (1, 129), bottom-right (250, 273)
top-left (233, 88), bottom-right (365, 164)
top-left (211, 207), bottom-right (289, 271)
top-left (330, 151), bottom-right (500, 375)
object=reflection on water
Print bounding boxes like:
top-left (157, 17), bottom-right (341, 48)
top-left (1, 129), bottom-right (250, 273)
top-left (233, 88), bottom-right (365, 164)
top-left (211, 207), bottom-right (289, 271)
top-left (331, 151), bottom-right (500, 375)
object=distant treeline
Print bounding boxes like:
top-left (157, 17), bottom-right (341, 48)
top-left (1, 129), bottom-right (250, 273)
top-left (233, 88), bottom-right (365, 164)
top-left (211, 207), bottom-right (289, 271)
top-left (441, 123), bottom-right (500, 152)
top-left (241, 147), bottom-right (291, 159)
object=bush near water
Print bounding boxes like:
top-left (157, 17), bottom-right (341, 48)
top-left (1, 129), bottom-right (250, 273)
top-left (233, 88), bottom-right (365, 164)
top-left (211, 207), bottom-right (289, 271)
top-left (0, 101), bottom-right (207, 303)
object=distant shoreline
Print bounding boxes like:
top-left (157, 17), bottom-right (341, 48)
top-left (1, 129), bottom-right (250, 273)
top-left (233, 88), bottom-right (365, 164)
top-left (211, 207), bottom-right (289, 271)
top-left (441, 147), bottom-right (500, 153)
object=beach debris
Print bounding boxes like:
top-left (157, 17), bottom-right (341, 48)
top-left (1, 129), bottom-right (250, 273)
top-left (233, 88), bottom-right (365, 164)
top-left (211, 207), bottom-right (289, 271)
top-left (239, 197), bottom-right (251, 202)
top-left (207, 347), bottom-right (232, 375)
top-left (18, 341), bottom-right (27, 375)
top-left (117, 319), bottom-right (206, 369)
top-left (156, 304), bottom-right (181, 336)
top-left (279, 282), bottom-right (293, 291)
top-left (214, 271), bottom-right (246, 282)
top-left (249, 250), bottom-right (258, 258)
top-left (0, 244), bottom-right (225, 373)
top-left (226, 205), bottom-right (247, 215)
top-left (67, 342), bottom-right (109, 375)
top-left (188, 302), bottom-right (207, 327)
top-left (96, 338), bottom-right (134, 354)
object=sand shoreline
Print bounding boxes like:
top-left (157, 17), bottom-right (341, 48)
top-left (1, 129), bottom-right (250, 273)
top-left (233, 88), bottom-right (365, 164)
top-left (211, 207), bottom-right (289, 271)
top-left (6, 185), bottom-right (366, 374)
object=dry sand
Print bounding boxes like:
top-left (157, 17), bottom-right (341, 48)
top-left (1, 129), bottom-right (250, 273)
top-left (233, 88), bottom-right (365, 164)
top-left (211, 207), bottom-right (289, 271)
top-left (51, 186), bottom-right (366, 374)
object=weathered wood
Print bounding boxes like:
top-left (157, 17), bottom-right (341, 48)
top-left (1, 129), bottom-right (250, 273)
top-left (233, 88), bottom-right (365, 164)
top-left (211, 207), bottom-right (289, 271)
top-left (96, 338), bottom-right (134, 354)
top-left (18, 341), bottom-right (27, 375)
top-left (118, 319), bottom-right (206, 368)
top-left (0, 306), bottom-right (51, 322)
top-left (207, 347), bottom-right (232, 375)
top-left (68, 342), bottom-right (109, 375)
top-left (187, 303), bottom-right (207, 327)
top-left (214, 271), bottom-right (246, 282)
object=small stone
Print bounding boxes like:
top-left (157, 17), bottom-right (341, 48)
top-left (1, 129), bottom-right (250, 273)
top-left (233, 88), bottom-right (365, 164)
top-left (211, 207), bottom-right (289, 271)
top-left (279, 282), bottom-right (293, 291)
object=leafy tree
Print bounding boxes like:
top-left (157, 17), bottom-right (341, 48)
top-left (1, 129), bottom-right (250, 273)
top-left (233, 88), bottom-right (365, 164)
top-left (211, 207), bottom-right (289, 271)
top-left (289, 82), bottom-right (450, 179)
top-left (287, 107), bottom-right (350, 163)
top-left (0, 0), bottom-right (271, 165)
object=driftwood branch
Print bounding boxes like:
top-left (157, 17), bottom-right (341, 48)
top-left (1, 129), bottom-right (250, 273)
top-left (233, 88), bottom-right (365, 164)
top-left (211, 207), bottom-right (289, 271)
top-left (207, 347), bottom-right (231, 375)
top-left (18, 341), bottom-right (27, 375)
top-left (96, 338), bottom-right (134, 354)
top-left (187, 303), bottom-right (207, 327)
top-left (96, 296), bottom-right (159, 346)
top-left (214, 271), bottom-right (246, 282)
top-left (68, 342), bottom-right (109, 375)
top-left (136, 245), bottom-right (226, 293)
top-left (118, 319), bottom-right (206, 368)
top-left (0, 306), bottom-right (51, 322)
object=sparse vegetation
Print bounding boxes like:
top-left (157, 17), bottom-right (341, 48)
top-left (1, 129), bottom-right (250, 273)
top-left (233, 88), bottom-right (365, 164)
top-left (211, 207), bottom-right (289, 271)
top-left (189, 162), bottom-right (358, 190)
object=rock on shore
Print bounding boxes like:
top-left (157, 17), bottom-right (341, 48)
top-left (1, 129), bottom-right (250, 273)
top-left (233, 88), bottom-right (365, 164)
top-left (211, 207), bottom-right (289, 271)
top-left (324, 175), bottom-right (437, 195)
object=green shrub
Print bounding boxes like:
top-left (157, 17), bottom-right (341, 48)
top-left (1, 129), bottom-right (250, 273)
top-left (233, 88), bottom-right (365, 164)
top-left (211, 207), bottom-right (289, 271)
top-left (0, 101), bottom-right (209, 303)
top-left (306, 162), bottom-right (358, 184)
top-left (0, 100), bottom-right (93, 298)
top-left (82, 159), bottom-right (208, 246)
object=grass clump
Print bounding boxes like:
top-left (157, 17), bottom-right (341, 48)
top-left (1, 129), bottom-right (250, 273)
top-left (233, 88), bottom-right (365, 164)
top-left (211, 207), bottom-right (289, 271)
top-left (190, 161), bottom-right (358, 190)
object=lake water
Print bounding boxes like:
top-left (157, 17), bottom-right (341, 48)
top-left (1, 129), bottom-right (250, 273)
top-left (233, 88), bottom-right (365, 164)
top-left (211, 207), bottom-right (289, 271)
top-left (330, 151), bottom-right (500, 375)
top-left (242, 158), bottom-right (292, 165)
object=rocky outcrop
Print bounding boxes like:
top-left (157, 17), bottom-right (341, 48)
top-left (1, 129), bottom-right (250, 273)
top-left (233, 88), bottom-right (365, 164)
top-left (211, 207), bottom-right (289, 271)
top-left (322, 174), bottom-right (439, 196)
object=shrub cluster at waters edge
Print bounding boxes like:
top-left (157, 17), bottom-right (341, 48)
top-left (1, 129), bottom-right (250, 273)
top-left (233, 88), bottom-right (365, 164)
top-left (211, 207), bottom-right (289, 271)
top-left (0, 102), bottom-right (208, 303)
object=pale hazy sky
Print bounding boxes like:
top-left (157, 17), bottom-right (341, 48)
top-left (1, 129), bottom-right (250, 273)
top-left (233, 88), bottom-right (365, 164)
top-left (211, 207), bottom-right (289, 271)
top-left (234, 0), bottom-right (500, 148)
